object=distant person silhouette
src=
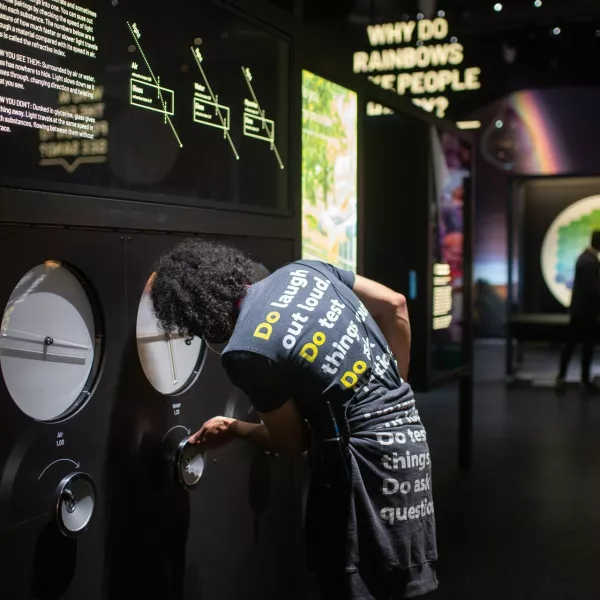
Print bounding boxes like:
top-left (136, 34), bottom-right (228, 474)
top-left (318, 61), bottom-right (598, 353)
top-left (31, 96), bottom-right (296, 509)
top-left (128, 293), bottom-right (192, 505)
top-left (557, 230), bottom-right (600, 392)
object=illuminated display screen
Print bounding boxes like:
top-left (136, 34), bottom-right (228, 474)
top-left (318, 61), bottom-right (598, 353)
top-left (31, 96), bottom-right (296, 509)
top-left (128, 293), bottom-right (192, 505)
top-left (541, 195), bottom-right (600, 308)
top-left (0, 0), bottom-right (289, 210)
top-left (430, 127), bottom-right (470, 372)
top-left (301, 70), bottom-right (358, 272)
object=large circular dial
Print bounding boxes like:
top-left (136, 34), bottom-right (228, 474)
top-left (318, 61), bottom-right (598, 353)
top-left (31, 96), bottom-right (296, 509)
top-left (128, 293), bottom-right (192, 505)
top-left (136, 274), bottom-right (205, 396)
top-left (0, 262), bottom-right (101, 422)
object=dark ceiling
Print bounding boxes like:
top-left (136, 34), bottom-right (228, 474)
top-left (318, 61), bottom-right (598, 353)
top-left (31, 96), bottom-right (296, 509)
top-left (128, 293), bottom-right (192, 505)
top-left (304, 0), bottom-right (600, 31)
top-left (300, 0), bottom-right (600, 116)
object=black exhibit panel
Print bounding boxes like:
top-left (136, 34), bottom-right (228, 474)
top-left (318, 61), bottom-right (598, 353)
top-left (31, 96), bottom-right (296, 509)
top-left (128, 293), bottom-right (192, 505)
top-left (103, 232), bottom-right (306, 600)
top-left (519, 176), bottom-right (600, 314)
top-left (0, 0), bottom-right (290, 211)
top-left (0, 226), bottom-right (307, 600)
top-left (0, 225), bottom-right (126, 600)
top-left (362, 104), bottom-right (431, 391)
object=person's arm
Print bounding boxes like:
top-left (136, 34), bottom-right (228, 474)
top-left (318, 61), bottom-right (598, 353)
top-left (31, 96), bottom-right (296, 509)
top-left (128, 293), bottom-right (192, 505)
top-left (593, 260), bottom-right (600, 307)
top-left (577, 257), bottom-right (600, 308)
top-left (190, 352), bottom-right (308, 454)
top-left (311, 261), bottom-right (411, 379)
top-left (189, 400), bottom-right (308, 454)
top-left (188, 417), bottom-right (272, 451)
top-left (240, 399), bottom-right (308, 453)
top-left (352, 274), bottom-right (411, 380)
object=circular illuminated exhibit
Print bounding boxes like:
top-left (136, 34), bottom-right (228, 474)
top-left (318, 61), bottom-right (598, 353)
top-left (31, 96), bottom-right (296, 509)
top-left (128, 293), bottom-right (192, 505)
top-left (0, 262), bottom-right (100, 422)
top-left (541, 195), bottom-right (600, 307)
top-left (136, 274), bottom-right (205, 396)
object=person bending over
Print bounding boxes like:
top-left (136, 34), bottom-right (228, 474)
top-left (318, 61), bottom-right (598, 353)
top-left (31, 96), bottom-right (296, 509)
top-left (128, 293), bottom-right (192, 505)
top-left (557, 230), bottom-right (600, 392)
top-left (150, 239), bottom-right (438, 600)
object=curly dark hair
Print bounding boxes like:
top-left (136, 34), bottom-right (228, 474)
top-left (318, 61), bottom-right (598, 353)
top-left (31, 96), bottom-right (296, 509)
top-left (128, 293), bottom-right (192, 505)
top-left (150, 238), bottom-right (255, 343)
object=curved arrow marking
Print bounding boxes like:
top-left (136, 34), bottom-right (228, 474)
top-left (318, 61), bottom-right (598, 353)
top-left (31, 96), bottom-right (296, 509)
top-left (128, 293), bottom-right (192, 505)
top-left (162, 425), bottom-right (191, 442)
top-left (38, 458), bottom-right (80, 481)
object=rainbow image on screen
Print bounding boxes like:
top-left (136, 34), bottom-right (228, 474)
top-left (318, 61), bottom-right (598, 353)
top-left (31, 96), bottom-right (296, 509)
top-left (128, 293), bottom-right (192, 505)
top-left (482, 90), bottom-right (570, 175)
top-left (541, 195), bottom-right (600, 307)
top-left (510, 90), bottom-right (564, 174)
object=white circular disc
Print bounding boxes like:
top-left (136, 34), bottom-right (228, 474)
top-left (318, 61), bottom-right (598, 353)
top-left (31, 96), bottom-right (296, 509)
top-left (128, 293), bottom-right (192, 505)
top-left (136, 275), bottom-right (204, 396)
top-left (0, 262), bottom-right (97, 422)
top-left (541, 195), bottom-right (600, 307)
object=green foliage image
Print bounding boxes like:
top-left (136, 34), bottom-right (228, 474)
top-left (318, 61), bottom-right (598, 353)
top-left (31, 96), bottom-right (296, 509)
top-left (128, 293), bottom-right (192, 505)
top-left (301, 71), bottom-right (348, 208)
top-left (301, 71), bottom-right (357, 271)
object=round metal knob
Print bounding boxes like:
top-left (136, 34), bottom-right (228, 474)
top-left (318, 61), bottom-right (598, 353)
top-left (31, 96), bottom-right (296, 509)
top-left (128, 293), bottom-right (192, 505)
top-left (55, 472), bottom-right (96, 537)
top-left (175, 436), bottom-right (206, 491)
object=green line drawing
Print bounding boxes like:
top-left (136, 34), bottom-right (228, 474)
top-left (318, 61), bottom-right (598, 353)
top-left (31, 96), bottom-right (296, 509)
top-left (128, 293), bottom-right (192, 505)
top-left (130, 77), bottom-right (175, 115)
top-left (244, 101), bottom-right (275, 143)
top-left (127, 22), bottom-right (182, 148)
top-left (193, 94), bottom-right (230, 129)
top-left (191, 47), bottom-right (239, 159)
top-left (241, 66), bottom-right (284, 170)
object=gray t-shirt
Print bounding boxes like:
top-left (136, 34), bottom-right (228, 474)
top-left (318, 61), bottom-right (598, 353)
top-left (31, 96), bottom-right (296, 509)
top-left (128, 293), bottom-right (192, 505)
top-left (222, 260), bottom-right (438, 598)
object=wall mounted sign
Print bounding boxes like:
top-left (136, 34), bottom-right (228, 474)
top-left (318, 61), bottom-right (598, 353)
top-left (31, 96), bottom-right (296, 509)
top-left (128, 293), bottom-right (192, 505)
top-left (353, 17), bottom-right (482, 119)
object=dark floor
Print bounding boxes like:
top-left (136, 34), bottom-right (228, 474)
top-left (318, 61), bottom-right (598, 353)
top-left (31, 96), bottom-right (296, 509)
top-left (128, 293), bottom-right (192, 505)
top-left (508, 338), bottom-right (600, 385)
top-left (417, 340), bottom-right (600, 600)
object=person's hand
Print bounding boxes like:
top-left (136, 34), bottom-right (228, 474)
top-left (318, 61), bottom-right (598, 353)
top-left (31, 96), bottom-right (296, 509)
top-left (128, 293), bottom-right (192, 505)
top-left (189, 417), bottom-right (238, 449)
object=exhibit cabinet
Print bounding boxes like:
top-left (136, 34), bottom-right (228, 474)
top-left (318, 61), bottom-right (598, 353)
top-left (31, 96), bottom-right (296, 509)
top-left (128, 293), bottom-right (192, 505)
top-left (361, 102), bottom-right (474, 391)
top-left (298, 33), bottom-right (474, 392)
top-left (0, 0), bottom-right (472, 596)
top-left (506, 176), bottom-right (600, 375)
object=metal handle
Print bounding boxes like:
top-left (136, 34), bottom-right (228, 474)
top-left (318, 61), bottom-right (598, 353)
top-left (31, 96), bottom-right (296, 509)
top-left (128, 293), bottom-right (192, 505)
top-left (60, 488), bottom-right (77, 514)
top-left (1, 329), bottom-right (90, 350)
